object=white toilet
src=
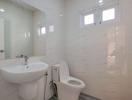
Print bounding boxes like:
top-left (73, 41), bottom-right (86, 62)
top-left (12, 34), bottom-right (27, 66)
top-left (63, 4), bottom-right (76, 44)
top-left (52, 61), bottom-right (85, 100)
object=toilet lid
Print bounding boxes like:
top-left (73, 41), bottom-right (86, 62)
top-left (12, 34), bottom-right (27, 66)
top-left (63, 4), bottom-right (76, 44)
top-left (59, 61), bottom-right (70, 81)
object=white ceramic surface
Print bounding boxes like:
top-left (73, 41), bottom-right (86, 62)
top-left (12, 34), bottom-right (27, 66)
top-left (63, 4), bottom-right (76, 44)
top-left (53, 61), bottom-right (85, 100)
top-left (0, 62), bottom-right (48, 84)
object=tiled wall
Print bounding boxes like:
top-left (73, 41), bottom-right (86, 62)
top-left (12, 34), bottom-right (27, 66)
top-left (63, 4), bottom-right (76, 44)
top-left (64, 0), bottom-right (132, 100)
top-left (121, 0), bottom-right (132, 99)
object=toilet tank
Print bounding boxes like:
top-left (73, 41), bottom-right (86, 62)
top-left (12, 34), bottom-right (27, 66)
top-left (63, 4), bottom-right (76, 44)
top-left (59, 61), bottom-right (70, 81)
top-left (52, 61), bottom-right (70, 82)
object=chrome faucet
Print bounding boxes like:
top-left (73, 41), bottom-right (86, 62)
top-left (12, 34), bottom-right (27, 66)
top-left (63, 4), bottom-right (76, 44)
top-left (23, 56), bottom-right (29, 65)
top-left (16, 54), bottom-right (29, 65)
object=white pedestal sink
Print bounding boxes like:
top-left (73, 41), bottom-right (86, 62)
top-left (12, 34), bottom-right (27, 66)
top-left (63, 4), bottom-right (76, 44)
top-left (0, 62), bottom-right (49, 100)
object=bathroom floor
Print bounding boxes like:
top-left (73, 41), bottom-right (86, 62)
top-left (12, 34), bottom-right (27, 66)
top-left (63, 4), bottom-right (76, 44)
top-left (49, 93), bottom-right (101, 100)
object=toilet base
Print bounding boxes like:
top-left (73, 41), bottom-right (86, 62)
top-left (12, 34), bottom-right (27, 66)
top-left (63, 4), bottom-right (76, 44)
top-left (57, 83), bottom-right (80, 100)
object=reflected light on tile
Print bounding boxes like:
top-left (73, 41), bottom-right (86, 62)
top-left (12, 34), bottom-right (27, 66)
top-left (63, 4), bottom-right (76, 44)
top-left (107, 30), bottom-right (116, 70)
top-left (38, 29), bottom-right (41, 36)
top-left (98, 0), bottom-right (104, 6)
top-left (49, 25), bottom-right (54, 32)
top-left (98, 0), bottom-right (103, 3)
top-left (24, 32), bottom-right (27, 38)
top-left (28, 32), bottom-right (30, 38)
top-left (0, 8), bottom-right (5, 13)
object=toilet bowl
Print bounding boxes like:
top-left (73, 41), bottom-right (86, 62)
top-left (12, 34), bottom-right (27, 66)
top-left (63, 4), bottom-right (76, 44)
top-left (53, 61), bottom-right (85, 100)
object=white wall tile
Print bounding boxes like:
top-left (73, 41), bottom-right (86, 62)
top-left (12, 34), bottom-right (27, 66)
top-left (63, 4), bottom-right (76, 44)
top-left (64, 0), bottom-right (131, 99)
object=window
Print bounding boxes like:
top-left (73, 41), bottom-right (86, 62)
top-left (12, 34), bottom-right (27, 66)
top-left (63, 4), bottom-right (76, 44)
top-left (102, 8), bottom-right (115, 22)
top-left (41, 27), bottom-right (46, 35)
top-left (84, 14), bottom-right (94, 25)
top-left (80, 6), bottom-right (116, 27)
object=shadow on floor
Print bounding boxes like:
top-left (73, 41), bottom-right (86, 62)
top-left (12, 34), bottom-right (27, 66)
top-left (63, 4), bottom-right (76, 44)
top-left (49, 93), bottom-right (101, 100)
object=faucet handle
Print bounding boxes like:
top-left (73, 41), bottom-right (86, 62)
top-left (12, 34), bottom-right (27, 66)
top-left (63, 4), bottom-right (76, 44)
top-left (16, 55), bottom-right (29, 65)
top-left (23, 56), bottom-right (29, 65)
top-left (24, 56), bottom-right (29, 60)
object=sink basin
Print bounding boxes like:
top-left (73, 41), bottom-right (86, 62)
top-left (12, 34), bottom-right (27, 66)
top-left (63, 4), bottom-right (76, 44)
top-left (0, 62), bottom-right (49, 84)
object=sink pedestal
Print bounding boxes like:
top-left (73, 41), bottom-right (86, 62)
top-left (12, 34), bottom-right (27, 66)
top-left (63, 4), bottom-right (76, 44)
top-left (19, 81), bottom-right (38, 100)
top-left (19, 77), bottom-right (46, 100)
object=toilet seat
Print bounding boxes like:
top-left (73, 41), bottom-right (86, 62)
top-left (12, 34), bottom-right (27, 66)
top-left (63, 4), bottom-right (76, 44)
top-left (62, 77), bottom-right (85, 89)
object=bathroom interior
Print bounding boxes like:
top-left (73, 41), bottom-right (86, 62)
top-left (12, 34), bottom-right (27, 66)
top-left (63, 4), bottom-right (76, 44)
top-left (0, 0), bottom-right (131, 100)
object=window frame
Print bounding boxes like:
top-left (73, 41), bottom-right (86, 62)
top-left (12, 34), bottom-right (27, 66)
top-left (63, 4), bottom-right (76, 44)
top-left (80, 3), bottom-right (118, 27)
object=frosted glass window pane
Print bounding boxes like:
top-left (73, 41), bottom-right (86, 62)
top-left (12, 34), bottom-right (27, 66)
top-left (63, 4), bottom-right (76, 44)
top-left (41, 27), bottom-right (46, 34)
top-left (84, 14), bottom-right (94, 25)
top-left (102, 8), bottom-right (115, 21)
